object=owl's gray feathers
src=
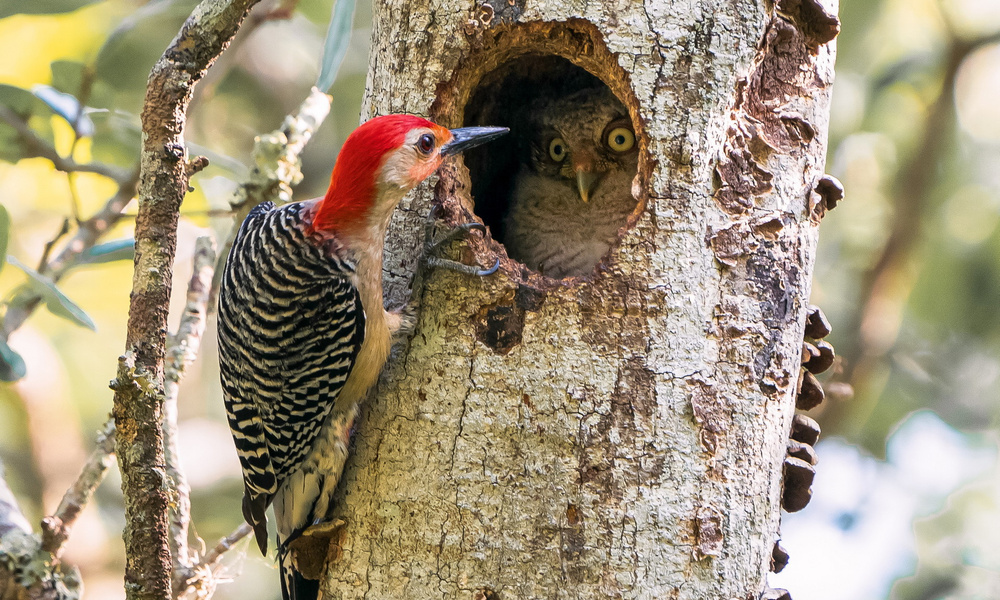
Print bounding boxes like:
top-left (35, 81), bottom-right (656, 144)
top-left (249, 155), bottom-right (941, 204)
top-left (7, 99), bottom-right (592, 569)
top-left (504, 86), bottom-right (638, 278)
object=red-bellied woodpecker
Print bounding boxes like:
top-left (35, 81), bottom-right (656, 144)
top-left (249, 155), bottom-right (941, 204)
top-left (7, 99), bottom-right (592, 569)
top-left (217, 115), bottom-right (506, 600)
top-left (504, 86), bottom-right (638, 278)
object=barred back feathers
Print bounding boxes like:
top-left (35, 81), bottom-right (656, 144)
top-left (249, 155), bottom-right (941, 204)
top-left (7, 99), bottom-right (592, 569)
top-left (218, 200), bottom-right (365, 599)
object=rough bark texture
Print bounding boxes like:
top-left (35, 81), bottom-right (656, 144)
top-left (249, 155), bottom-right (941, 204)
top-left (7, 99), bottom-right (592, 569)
top-left (111, 2), bottom-right (259, 600)
top-left (324, 0), bottom-right (838, 598)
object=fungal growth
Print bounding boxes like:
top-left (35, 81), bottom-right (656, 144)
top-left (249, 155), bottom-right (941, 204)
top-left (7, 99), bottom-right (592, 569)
top-left (462, 56), bottom-right (640, 280)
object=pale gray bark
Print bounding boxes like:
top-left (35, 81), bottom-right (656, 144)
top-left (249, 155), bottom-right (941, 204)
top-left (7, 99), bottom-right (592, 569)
top-left (323, 0), bottom-right (839, 598)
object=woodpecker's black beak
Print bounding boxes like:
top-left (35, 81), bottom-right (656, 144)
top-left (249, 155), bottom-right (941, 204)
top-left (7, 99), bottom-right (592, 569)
top-left (440, 126), bottom-right (509, 156)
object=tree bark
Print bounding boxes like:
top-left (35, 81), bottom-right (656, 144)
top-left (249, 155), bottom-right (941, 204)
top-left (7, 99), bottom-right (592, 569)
top-left (323, 0), bottom-right (839, 598)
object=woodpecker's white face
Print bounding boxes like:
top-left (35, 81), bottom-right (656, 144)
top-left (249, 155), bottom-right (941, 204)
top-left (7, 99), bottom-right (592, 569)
top-left (379, 126), bottom-right (452, 191)
top-left (522, 87), bottom-right (638, 203)
top-left (361, 125), bottom-right (452, 236)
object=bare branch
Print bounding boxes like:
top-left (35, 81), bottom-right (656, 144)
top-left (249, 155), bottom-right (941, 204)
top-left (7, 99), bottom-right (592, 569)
top-left (163, 237), bottom-right (217, 595)
top-left (39, 419), bottom-right (116, 558)
top-left (209, 86), bottom-right (333, 307)
top-left (0, 105), bottom-right (134, 184)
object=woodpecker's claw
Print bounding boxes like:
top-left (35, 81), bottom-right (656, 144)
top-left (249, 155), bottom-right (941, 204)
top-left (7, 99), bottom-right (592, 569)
top-left (428, 221), bottom-right (487, 248)
top-left (426, 255), bottom-right (500, 277)
top-left (422, 207), bottom-right (498, 277)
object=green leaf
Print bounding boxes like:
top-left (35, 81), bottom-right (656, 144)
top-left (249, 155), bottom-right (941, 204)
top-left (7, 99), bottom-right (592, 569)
top-left (316, 0), bottom-right (357, 92)
top-left (50, 60), bottom-right (87, 97)
top-left (0, 204), bottom-right (9, 277)
top-left (0, 123), bottom-right (23, 162)
top-left (8, 256), bottom-right (96, 331)
top-left (31, 85), bottom-right (95, 137)
top-left (0, 339), bottom-right (26, 382)
top-left (0, 0), bottom-right (102, 18)
top-left (89, 109), bottom-right (141, 166)
top-left (80, 238), bottom-right (134, 265)
top-left (0, 84), bottom-right (39, 116)
top-left (0, 84), bottom-right (57, 164)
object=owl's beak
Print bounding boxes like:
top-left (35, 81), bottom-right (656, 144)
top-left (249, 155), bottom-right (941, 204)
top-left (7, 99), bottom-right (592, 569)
top-left (576, 169), bottom-right (602, 203)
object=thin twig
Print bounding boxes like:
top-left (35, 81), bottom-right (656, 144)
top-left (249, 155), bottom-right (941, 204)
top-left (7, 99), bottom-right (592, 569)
top-left (36, 218), bottom-right (71, 272)
top-left (209, 86), bottom-right (333, 309)
top-left (1, 167), bottom-right (139, 342)
top-left (175, 523), bottom-right (253, 600)
top-left (39, 419), bottom-right (116, 557)
top-left (200, 523), bottom-right (253, 569)
top-left (66, 171), bottom-right (83, 224)
top-left (164, 237), bottom-right (217, 595)
top-left (0, 104), bottom-right (133, 184)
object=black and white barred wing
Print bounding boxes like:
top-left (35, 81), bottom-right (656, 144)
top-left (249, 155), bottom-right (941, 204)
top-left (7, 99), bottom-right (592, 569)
top-left (217, 201), bottom-right (365, 554)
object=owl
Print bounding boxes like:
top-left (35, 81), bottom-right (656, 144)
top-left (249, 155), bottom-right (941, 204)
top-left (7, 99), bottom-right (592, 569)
top-left (504, 86), bottom-right (639, 278)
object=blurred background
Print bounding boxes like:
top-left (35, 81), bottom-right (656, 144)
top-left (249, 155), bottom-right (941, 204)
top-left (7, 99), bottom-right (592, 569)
top-left (0, 0), bottom-right (997, 599)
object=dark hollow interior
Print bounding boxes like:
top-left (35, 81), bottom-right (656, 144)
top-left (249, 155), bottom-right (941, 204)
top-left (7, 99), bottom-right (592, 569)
top-left (462, 55), bottom-right (612, 245)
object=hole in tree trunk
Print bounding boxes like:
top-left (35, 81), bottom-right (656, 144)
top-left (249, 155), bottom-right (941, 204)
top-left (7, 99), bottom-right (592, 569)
top-left (460, 55), bottom-right (641, 280)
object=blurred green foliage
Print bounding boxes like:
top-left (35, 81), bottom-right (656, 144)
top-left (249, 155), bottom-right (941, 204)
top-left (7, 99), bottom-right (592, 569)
top-left (815, 0), bottom-right (1000, 448)
top-left (803, 0), bottom-right (1000, 596)
top-left (0, 0), bottom-right (998, 599)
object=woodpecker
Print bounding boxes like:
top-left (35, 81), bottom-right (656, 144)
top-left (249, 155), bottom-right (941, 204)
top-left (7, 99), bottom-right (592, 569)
top-left (218, 115), bottom-right (506, 600)
top-left (503, 86), bottom-right (638, 278)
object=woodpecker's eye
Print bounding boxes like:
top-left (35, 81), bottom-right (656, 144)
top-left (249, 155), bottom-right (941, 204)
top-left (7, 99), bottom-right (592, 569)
top-left (417, 133), bottom-right (435, 155)
top-left (606, 127), bottom-right (635, 152)
top-left (548, 137), bottom-right (567, 162)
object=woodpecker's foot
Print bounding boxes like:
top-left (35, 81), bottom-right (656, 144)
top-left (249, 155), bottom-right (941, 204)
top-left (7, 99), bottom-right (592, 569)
top-left (423, 207), bottom-right (499, 277)
top-left (426, 253), bottom-right (500, 277)
top-left (386, 304), bottom-right (418, 339)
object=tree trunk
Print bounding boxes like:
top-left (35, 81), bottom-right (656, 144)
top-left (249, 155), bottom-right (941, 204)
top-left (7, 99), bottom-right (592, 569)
top-left (322, 0), bottom-right (839, 598)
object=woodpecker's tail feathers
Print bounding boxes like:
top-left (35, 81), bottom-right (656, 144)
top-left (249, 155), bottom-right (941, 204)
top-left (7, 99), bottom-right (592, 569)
top-left (279, 543), bottom-right (320, 600)
top-left (242, 491), bottom-right (271, 556)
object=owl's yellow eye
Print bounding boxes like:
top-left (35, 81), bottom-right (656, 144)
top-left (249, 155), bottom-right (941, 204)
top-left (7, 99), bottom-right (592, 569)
top-left (607, 127), bottom-right (635, 152)
top-left (548, 137), bottom-right (567, 162)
